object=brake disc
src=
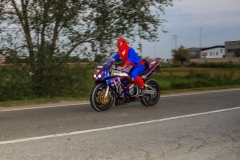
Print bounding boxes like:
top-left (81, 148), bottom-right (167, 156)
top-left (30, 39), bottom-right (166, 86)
top-left (96, 90), bottom-right (111, 105)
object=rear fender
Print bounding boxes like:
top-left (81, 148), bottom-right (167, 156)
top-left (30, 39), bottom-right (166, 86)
top-left (143, 60), bottom-right (161, 77)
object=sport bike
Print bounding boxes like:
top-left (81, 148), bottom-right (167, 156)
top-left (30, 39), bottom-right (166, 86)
top-left (90, 57), bottom-right (161, 112)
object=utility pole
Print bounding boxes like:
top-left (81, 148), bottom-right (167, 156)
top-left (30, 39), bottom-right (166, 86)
top-left (153, 41), bottom-right (156, 59)
top-left (173, 35), bottom-right (177, 50)
top-left (200, 27), bottom-right (202, 58)
top-left (171, 35), bottom-right (173, 56)
top-left (171, 35), bottom-right (177, 57)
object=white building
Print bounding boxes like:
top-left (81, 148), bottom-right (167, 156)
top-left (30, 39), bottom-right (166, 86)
top-left (201, 46), bottom-right (225, 58)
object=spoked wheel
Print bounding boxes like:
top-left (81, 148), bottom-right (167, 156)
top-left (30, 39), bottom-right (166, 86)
top-left (90, 83), bottom-right (115, 112)
top-left (141, 79), bottom-right (161, 107)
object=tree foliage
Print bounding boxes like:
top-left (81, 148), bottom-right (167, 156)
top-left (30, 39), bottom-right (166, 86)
top-left (94, 54), bottom-right (106, 62)
top-left (1, 0), bottom-right (172, 96)
top-left (172, 45), bottom-right (190, 65)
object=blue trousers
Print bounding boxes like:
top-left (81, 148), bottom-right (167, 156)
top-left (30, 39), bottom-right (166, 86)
top-left (130, 64), bottom-right (145, 79)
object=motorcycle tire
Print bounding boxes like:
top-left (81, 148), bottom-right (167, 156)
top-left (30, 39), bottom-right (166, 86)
top-left (140, 79), bottom-right (161, 107)
top-left (90, 83), bottom-right (115, 112)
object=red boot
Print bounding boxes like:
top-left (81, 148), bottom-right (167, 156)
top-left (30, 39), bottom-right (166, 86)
top-left (135, 76), bottom-right (148, 94)
top-left (134, 76), bottom-right (145, 88)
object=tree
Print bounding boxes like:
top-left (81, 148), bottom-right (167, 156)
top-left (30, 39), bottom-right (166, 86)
top-left (234, 50), bottom-right (240, 57)
top-left (94, 54), bottom-right (106, 62)
top-left (1, 0), bottom-right (173, 96)
top-left (67, 56), bottom-right (81, 63)
top-left (172, 45), bottom-right (190, 65)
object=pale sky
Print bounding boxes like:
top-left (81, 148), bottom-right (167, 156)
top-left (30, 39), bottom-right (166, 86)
top-left (2, 0), bottom-right (240, 60)
top-left (136, 0), bottom-right (240, 59)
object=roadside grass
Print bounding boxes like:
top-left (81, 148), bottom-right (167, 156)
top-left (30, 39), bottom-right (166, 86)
top-left (1, 66), bottom-right (240, 107)
top-left (160, 85), bottom-right (240, 94)
top-left (152, 68), bottom-right (240, 87)
top-left (0, 95), bottom-right (89, 107)
top-left (1, 84), bottom-right (240, 107)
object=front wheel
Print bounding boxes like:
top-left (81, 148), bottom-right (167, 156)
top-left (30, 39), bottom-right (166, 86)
top-left (90, 83), bottom-right (115, 112)
top-left (141, 79), bottom-right (161, 107)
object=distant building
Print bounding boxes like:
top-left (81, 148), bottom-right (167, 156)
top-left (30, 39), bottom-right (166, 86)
top-left (201, 45), bottom-right (225, 58)
top-left (225, 40), bottom-right (240, 58)
top-left (188, 48), bottom-right (200, 58)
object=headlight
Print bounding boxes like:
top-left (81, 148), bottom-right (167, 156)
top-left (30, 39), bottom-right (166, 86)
top-left (93, 68), bottom-right (108, 80)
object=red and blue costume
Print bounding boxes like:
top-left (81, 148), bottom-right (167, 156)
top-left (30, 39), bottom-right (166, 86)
top-left (113, 38), bottom-right (145, 88)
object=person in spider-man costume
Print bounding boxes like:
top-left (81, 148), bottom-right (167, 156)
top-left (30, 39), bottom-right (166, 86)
top-left (112, 37), bottom-right (146, 89)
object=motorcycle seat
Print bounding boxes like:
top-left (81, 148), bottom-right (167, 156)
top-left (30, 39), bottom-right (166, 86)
top-left (139, 60), bottom-right (150, 76)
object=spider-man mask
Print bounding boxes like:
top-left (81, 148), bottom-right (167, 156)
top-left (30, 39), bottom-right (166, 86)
top-left (117, 38), bottom-right (130, 52)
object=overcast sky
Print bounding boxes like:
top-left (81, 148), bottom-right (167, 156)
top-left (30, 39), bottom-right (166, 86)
top-left (136, 0), bottom-right (240, 59)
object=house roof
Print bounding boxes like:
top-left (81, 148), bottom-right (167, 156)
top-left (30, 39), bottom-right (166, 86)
top-left (225, 40), bottom-right (240, 43)
top-left (201, 45), bottom-right (225, 51)
top-left (187, 47), bottom-right (200, 52)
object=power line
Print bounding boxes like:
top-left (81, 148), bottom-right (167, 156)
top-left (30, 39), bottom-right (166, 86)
top-left (177, 24), bottom-right (240, 39)
top-left (157, 24), bottom-right (240, 46)
top-left (158, 39), bottom-right (172, 46)
top-left (176, 25), bottom-right (240, 42)
top-left (202, 26), bottom-right (240, 37)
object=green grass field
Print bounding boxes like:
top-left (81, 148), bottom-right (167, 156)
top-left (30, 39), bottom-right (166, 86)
top-left (1, 65), bottom-right (240, 107)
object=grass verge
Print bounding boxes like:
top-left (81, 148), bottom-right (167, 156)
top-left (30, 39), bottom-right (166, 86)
top-left (1, 85), bottom-right (240, 108)
top-left (1, 66), bottom-right (240, 107)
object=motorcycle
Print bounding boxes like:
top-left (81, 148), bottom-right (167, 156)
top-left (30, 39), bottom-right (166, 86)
top-left (90, 57), bottom-right (161, 112)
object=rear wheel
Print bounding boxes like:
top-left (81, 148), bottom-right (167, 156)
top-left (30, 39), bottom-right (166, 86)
top-left (141, 79), bottom-right (160, 107)
top-left (90, 83), bottom-right (114, 112)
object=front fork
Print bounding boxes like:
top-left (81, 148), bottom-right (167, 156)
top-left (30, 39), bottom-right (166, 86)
top-left (104, 85), bottom-right (110, 98)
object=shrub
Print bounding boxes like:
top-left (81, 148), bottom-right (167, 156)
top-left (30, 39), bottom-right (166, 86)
top-left (190, 63), bottom-right (240, 68)
top-left (0, 66), bottom-right (32, 101)
top-left (1, 65), bottom-right (240, 102)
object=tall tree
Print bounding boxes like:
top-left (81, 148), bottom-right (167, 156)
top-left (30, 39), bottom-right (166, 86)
top-left (172, 45), bottom-right (190, 65)
top-left (1, 0), bottom-right (173, 95)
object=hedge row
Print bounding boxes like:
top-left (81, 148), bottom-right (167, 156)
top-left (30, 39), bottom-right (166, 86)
top-left (1, 65), bottom-right (240, 101)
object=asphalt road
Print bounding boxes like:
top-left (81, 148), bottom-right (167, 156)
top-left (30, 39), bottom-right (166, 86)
top-left (0, 88), bottom-right (240, 160)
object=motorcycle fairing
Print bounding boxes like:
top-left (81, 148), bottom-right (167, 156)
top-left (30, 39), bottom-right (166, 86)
top-left (106, 76), bottom-right (135, 98)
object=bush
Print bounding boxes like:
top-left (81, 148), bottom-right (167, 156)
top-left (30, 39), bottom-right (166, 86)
top-left (1, 64), bottom-right (240, 102)
top-left (171, 64), bottom-right (181, 67)
top-left (31, 64), bottom-right (95, 97)
top-left (160, 63), bottom-right (171, 68)
top-left (0, 66), bottom-right (32, 101)
top-left (188, 63), bottom-right (240, 68)
top-left (0, 64), bottom-right (96, 101)
top-left (150, 68), bottom-right (240, 91)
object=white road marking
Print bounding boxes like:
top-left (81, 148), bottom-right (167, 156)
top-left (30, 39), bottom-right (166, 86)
top-left (0, 103), bottom-right (89, 112)
top-left (1, 88), bottom-right (240, 112)
top-left (0, 106), bottom-right (240, 145)
top-left (161, 88), bottom-right (240, 98)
